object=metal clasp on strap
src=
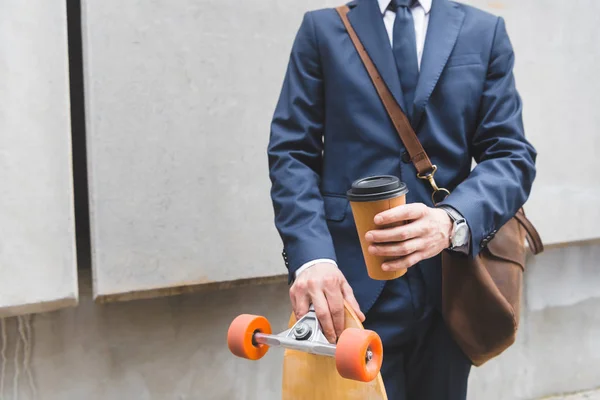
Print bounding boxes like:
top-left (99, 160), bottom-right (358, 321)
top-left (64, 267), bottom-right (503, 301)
top-left (417, 165), bottom-right (450, 205)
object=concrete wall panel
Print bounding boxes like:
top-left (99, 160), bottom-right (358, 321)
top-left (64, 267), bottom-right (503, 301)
top-left (82, 0), bottom-right (341, 299)
top-left (461, 0), bottom-right (600, 245)
top-left (0, 1), bottom-right (78, 317)
top-left (83, 0), bottom-right (599, 299)
top-left (468, 241), bottom-right (600, 400)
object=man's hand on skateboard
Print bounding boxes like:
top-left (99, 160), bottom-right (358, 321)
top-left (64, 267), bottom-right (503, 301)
top-left (365, 203), bottom-right (453, 271)
top-left (289, 263), bottom-right (365, 344)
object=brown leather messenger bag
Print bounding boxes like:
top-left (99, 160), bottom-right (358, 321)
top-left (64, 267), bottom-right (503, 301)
top-left (336, 5), bottom-right (544, 366)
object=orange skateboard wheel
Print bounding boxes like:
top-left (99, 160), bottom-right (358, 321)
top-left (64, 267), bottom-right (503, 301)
top-left (335, 328), bottom-right (383, 382)
top-left (227, 314), bottom-right (272, 360)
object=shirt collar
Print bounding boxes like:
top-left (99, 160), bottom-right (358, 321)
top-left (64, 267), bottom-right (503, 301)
top-left (378, 0), bottom-right (432, 14)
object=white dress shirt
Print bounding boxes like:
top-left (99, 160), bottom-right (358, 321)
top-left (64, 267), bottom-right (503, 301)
top-left (381, 0), bottom-right (432, 70)
top-left (294, 0), bottom-right (469, 279)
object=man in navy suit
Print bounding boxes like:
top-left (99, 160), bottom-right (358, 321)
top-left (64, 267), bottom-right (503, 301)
top-left (267, 0), bottom-right (537, 398)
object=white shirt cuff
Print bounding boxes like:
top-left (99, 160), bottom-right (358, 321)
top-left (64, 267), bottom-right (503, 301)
top-left (294, 258), bottom-right (338, 278)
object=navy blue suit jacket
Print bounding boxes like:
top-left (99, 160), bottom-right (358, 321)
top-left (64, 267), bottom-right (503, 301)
top-left (267, 0), bottom-right (537, 313)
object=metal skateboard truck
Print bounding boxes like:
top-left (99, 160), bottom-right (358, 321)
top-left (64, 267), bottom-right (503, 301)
top-left (227, 305), bottom-right (383, 382)
top-left (254, 305), bottom-right (338, 358)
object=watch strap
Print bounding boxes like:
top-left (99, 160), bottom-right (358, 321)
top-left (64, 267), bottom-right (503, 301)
top-left (439, 206), bottom-right (469, 252)
top-left (440, 205), bottom-right (465, 224)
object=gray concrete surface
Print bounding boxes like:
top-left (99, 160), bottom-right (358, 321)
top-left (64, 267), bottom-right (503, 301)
top-left (468, 243), bottom-right (600, 400)
top-left (546, 389), bottom-right (600, 400)
top-left (0, 271), bottom-right (292, 400)
top-left (0, 241), bottom-right (599, 399)
top-left (461, 0), bottom-right (600, 245)
top-left (0, 1), bottom-right (78, 316)
top-left (81, 0), bottom-right (340, 299)
top-left (81, 0), bottom-right (600, 302)
top-left (1, 0), bottom-right (597, 398)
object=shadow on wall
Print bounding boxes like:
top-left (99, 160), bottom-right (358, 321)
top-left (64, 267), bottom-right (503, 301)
top-left (66, 0), bottom-right (92, 272)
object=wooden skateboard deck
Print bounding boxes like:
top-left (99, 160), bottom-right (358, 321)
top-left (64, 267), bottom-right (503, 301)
top-left (281, 305), bottom-right (387, 400)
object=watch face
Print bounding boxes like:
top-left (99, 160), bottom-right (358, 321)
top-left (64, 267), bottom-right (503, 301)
top-left (453, 224), bottom-right (469, 246)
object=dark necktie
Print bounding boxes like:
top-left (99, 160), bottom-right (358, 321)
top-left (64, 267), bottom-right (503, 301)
top-left (389, 0), bottom-right (419, 118)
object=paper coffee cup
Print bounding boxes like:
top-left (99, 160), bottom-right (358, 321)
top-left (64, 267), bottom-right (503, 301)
top-left (347, 176), bottom-right (409, 281)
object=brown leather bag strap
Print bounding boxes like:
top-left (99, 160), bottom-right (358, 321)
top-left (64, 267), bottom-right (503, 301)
top-left (336, 5), bottom-right (544, 254)
top-left (335, 5), bottom-right (448, 204)
top-left (336, 5), bottom-right (431, 173)
top-left (514, 210), bottom-right (544, 255)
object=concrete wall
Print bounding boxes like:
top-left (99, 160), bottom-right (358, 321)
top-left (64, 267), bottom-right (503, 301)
top-left (1, 0), bottom-right (598, 399)
top-left (460, 0), bottom-right (600, 245)
top-left (467, 241), bottom-right (600, 400)
top-left (0, 1), bottom-right (78, 317)
top-left (82, 0), bottom-right (600, 302)
top-left (81, 0), bottom-right (344, 300)
top-left (1, 242), bottom-right (599, 400)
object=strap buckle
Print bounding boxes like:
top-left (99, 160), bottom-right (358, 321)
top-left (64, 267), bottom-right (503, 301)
top-left (417, 165), bottom-right (450, 205)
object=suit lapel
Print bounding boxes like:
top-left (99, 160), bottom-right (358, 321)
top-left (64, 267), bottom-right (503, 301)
top-left (347, 0), bottom-right (407, 114)
top-left (412, 0), bottom-right (465, 128)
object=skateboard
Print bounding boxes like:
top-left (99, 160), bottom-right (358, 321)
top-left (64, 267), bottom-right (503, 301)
top-left (227, 302), bottom-right (387, 400)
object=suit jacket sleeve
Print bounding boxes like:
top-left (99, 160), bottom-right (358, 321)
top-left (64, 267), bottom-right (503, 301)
top-left (439, 17), bottom-right (537, 258)
top-left (267, 12), bottom-right (337, 282)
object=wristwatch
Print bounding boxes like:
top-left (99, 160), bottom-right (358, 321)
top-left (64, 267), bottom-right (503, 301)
top-left (441, 206), bottom-right (469, 251)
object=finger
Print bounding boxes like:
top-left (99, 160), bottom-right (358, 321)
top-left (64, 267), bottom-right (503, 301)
top-left (289, 287), bottom-right (297, 313)
top-left (294, 292), bottom-right (311, 321)
top-left (290, 280), bottom-right (310, 320)
top-left (342, 282), bottom-right (365, 322)
top-left (323, 278), bottom-right (345, 339)
top-left (382, 251), bottom-right (424, 271)
top-left (366, 220), bottom-right (427, 244)
top-left (374, 203), bottom-right (427, 226)
top-left (368, 238), bottom-right (426, 258)
top-left (310, 288), bottom-right (336, 343)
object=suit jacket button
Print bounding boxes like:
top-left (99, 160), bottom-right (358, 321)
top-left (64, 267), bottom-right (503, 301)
top-left (401, 151), bottom-right (411, 164)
